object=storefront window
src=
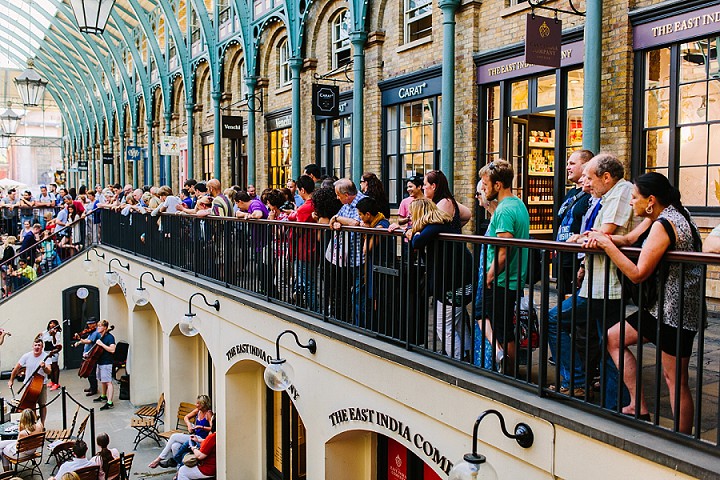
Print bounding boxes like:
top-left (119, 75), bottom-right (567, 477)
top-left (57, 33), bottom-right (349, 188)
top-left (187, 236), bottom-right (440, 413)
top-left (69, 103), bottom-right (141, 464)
top-left (269, 127), bottom-right (291, 189)
top-left (641, 38), bottom-right (720, 208)
top-left (316, 114), bottom-right (352, 179)
top-left (201, 132), bottom-right (213, 181)
top-left (385, 96), bottom-right (440, 204)
top-left (485, 85), bottom-right (501, 162)
top-left (267, 389), bottom-right (306, 480)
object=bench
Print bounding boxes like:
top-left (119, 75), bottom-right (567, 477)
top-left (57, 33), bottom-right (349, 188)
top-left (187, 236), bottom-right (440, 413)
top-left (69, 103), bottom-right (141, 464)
top-left (159, 402), bottom-right (197, 440)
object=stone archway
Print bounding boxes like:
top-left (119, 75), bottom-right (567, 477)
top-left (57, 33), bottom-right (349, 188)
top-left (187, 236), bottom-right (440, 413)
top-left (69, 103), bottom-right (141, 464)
top-left (129, 303), bottom-right (163, 405)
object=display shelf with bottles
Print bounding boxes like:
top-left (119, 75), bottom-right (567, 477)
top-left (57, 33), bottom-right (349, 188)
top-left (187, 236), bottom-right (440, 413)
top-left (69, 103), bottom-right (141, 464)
top-left (528, 204), bottom-right (554, 234)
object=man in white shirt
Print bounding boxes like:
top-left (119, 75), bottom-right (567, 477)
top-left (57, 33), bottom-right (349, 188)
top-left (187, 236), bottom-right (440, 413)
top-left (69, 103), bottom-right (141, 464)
top-left (8, 338), bottom-right (54, 423)
top-left (50, 440), bottom-right (93, 480)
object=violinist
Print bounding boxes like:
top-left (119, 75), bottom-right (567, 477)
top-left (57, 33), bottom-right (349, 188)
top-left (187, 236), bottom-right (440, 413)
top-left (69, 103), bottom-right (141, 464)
top-left (39, 320), bottom-right (62, 391)
top-left (8, 338), bottom-right (53, 423)
top-left (73, 318), bottom-right (99, 396)
top-left (78, 320), bottom-right (115, 410)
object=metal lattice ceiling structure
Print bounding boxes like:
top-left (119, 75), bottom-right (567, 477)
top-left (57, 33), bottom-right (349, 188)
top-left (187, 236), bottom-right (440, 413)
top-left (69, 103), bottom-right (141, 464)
top-left (0, 0), bottom-right (370, 155)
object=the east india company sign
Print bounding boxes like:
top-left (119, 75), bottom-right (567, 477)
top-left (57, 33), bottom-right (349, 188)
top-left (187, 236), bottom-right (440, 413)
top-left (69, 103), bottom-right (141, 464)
top-left (329, 407), bottom-right (453, 475)
top-left (634, 4), bottom-right (720, 49)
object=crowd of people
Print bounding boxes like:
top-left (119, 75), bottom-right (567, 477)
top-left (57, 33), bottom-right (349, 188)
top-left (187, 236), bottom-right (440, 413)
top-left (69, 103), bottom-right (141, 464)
top-left (0, 155), bottom-right (716, 435)
top-left (0, 183), bottom-right (102, 296)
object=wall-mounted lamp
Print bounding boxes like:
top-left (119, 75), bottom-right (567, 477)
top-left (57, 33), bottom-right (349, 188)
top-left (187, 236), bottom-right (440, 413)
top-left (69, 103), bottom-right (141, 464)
top-left (180, 292), bottom-right (220, 337)
top-left (133, 271), bottom-right (165, 306)
top-left (103, 258), bottom-right (130, 287)
top-left (264, 330), bottom-right (317, 392)
top-left (83, 247), bottom-right (106, 273)
top-left (448, 409), bottom-right (533, 480)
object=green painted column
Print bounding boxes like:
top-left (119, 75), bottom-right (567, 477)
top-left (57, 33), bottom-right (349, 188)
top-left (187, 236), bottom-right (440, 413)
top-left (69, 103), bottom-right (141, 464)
top-left (583, 0), bottom-right (602, 154)
top-left (186, 102), bottom-right (195, 180)
top-left (118, 129), bottom-right (126, 186)
top-left (349, 31), bottom-right (367, 184)
top-left (212, 90), bottom-right (222, 179)
top-left (246, 76), bottom-right (258, 186)
top-left (132, 126), bottom-right (139, 188)
top-left (164, 111), bottom-right (173, 189)
top-left (99, 141), bottom-right (104, 187)
top-left (107, 135), bottom-right (114, 185)
top-left (89, 146), bottom-right (96, 188)
top-left (146, 119), bottom-right (154, 186)
top-left (439, 0), bottom-right (461, 191)
top-left (289, 57), bottom-right (303, 181)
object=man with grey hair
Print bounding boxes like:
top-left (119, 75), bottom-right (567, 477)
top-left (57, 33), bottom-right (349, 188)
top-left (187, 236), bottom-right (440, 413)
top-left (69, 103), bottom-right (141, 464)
top-left (329, 178), bottom-right (367, 325)
top-left (548, 153), bottom-right (634, 411)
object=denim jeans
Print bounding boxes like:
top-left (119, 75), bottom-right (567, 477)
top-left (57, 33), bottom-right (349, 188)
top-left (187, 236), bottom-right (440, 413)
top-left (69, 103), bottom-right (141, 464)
top-left (547, 294), bottom-right (629, 410)
top-left (294, 260), bottom-right (318, 312)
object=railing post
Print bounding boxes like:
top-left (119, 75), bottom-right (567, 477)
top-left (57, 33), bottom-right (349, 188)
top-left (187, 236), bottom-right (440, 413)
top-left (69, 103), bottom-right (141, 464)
top-left (538, 249), bottom-right (550, 396)
top-left (61, 387), bottom-right (67, 429)
top-left (90, 408), bottom-right (96, 456)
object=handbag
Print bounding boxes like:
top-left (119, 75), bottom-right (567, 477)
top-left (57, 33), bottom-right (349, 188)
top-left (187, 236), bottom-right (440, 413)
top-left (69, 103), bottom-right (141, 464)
top-left (182, 453), bottom-right (198, 467)
top-left (324, 231), bottom-right (348, 267)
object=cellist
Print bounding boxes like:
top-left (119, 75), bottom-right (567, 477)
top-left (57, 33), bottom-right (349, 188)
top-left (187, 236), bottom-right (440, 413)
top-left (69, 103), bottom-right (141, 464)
top-left (73, 317), bottom-right (99, 397)
top-left (80, 320), bottom-right (116, 410)
top-left (7, 338), bottom-right (53, 423)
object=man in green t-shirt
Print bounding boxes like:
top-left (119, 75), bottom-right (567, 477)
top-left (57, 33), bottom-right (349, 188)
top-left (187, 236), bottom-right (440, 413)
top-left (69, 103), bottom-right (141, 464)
top-left (478, 159), bottom-right (530, 372)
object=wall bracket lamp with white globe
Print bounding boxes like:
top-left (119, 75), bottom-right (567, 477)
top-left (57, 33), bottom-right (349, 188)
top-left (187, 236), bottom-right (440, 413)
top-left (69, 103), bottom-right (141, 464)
top-left (103, 258), bottom-right (130, 287)
top-left (83, 247), bottom-right (105, 273)
top-left (448, 409), bottom-right (533, 480)
top-left (133, 271), bottom-right (165, 306)
top-left (179, 292), bottom-right (220, 337)
top-left (264, 330), bottom-right (317, 392)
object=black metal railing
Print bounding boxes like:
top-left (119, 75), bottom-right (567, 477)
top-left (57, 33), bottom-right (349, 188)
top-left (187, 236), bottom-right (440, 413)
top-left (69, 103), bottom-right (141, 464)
top-left (99, 209), bottom-right (720, 449)
top-left (1, 210), bottom-right (99, 299)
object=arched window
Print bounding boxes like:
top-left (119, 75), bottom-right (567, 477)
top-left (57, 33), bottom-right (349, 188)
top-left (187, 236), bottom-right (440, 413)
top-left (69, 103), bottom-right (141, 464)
top-left (331, 10), bottom-right (351, 70)
top-left (278, 39), bottom-right (291, 86)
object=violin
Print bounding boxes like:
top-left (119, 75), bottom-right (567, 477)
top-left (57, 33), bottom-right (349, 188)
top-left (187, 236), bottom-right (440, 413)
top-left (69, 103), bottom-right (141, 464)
top-left (73, 325), bottom-right (97, 341)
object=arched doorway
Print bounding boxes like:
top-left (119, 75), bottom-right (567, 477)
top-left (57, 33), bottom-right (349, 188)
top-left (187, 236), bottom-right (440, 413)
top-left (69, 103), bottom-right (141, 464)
top-left (61, 285), bottom-right (100, 369)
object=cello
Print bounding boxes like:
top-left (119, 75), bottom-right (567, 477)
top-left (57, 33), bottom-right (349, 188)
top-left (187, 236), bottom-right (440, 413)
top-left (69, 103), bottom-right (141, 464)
top-left (78, 325), bottom-right (114, 378)
top-left (15, 345), bottom-right (62, 412)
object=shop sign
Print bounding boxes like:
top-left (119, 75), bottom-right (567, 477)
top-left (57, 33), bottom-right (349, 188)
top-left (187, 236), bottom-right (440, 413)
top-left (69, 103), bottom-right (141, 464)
top-left (525, 14), bottom-right (562, 68)
top-left (634, 4), bottom-right (720, 49)
top-left (126, 145), bottom-right (142, 162)
top-left (387, 438), bottom-right (408, 480)
top-left (312, 84), bottom-right (340, 117)
top-left (221, 116), bottom-right (244, 139)
top-left (102, 153), bottom-right (113, 165)
top-left (78, 160), bottom-right (88, 171)
top-left (160, 136), bottom-right (180, 155)
top-left (226, 343), bottom-right (300, 399)
top-left (267, 114), bottom-right (292, 131)
top-left (328, 407), bottom-right (453, 475)
top-left (178, 135), bottom-right (188, 150)
top-left (477, 40), bottom-right (583, 84)
top-left (382, 75), bottom-right (442, 106)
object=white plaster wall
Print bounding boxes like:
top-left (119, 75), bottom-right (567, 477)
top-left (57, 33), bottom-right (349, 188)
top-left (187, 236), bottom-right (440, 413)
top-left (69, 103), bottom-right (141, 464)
top-left (8, 250), bottom-right (700, 480)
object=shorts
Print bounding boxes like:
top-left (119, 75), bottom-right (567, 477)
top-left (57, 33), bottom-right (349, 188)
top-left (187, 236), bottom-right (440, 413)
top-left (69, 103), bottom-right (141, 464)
top-left (626, 310), bottom-right (697, 357)
top-left (96, 364), bottom-right (113, 383)
top-left (480, 286), bottom-right (518, 344)
top-left (37, 383), bottom-right (47, 407)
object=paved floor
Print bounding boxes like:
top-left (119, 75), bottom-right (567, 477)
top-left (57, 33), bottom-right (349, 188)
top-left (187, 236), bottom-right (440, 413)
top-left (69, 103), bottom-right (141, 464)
top-left (3, 370), bottom-right (177, 479)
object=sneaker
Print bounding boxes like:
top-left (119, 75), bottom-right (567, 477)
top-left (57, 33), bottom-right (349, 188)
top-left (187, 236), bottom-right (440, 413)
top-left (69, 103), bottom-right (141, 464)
top-left (100, 402), bottom-right (114, 410)
top-left (47, 382), bottom-right (55, 388)
top-left (84, 387), bottom-right (92, 393)
top-left (93, 396), bottom-right (107, 403)
top-left (49, 384), bottom-right (60, 391)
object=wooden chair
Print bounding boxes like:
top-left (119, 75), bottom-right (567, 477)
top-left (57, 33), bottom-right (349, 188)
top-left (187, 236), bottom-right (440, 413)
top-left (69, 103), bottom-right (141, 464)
top-left (47, 440), bottom-right (75, 475)
top-left (74, 413), bottom-right (91, 441)
top-left (75, 464), bottom-right (101, 480)
top-left (134, 392), bottom-right (165, 419)
top-left (117, 452), bottom-right (135, 480)
top-left (46, 404), bottom-right (81, 442)
top-left (130, 396), bottom-right (165, 449)
top-left (159, 402), bottom-right (197, 440)
top-left (3, 431), bottom-right (46, 479)
top-left (0, 471), bottom-right (17, 480)
top-left (105, 456), bottom-right (121, 480)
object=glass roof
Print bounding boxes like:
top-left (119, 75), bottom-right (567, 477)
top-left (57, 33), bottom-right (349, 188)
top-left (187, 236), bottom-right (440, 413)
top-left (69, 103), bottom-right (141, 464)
top-left (0, 0), bottom-right (58, 69)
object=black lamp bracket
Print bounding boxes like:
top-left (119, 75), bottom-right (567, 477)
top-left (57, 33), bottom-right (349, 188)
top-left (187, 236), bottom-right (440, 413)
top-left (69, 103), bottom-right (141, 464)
top-left (471, 409), bottom-right (534, 453)
top-left (108, 258), bottom-right (130, 272)
top-left (274, 329), bottom-right (317, 362)
top-left (188, 292), bottom-right (220, 313)
top-left (84, 247), bottom-right (105, 261)
top-left (139, 271), bottom-right (165, 289)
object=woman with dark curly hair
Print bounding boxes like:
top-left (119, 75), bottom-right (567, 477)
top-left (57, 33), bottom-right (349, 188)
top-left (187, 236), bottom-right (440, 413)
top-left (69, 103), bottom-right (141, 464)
top-left (360, 172), bottom-right (390, 218)
top-left (312, 187), bottom-right (343, 317)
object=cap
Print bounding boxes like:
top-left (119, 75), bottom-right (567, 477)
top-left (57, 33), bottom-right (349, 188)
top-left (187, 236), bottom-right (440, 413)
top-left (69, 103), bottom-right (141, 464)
top-left (86, 318), bottom-right (98, 326)
top-left (39, 184), bottom-right (47, 189)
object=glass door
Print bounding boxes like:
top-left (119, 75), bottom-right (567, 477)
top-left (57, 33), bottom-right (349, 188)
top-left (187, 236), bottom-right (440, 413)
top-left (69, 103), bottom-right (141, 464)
top-left (267, 389), bottom-right (306, 480)
top-left (507, 117), bottom-right (527, 200)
